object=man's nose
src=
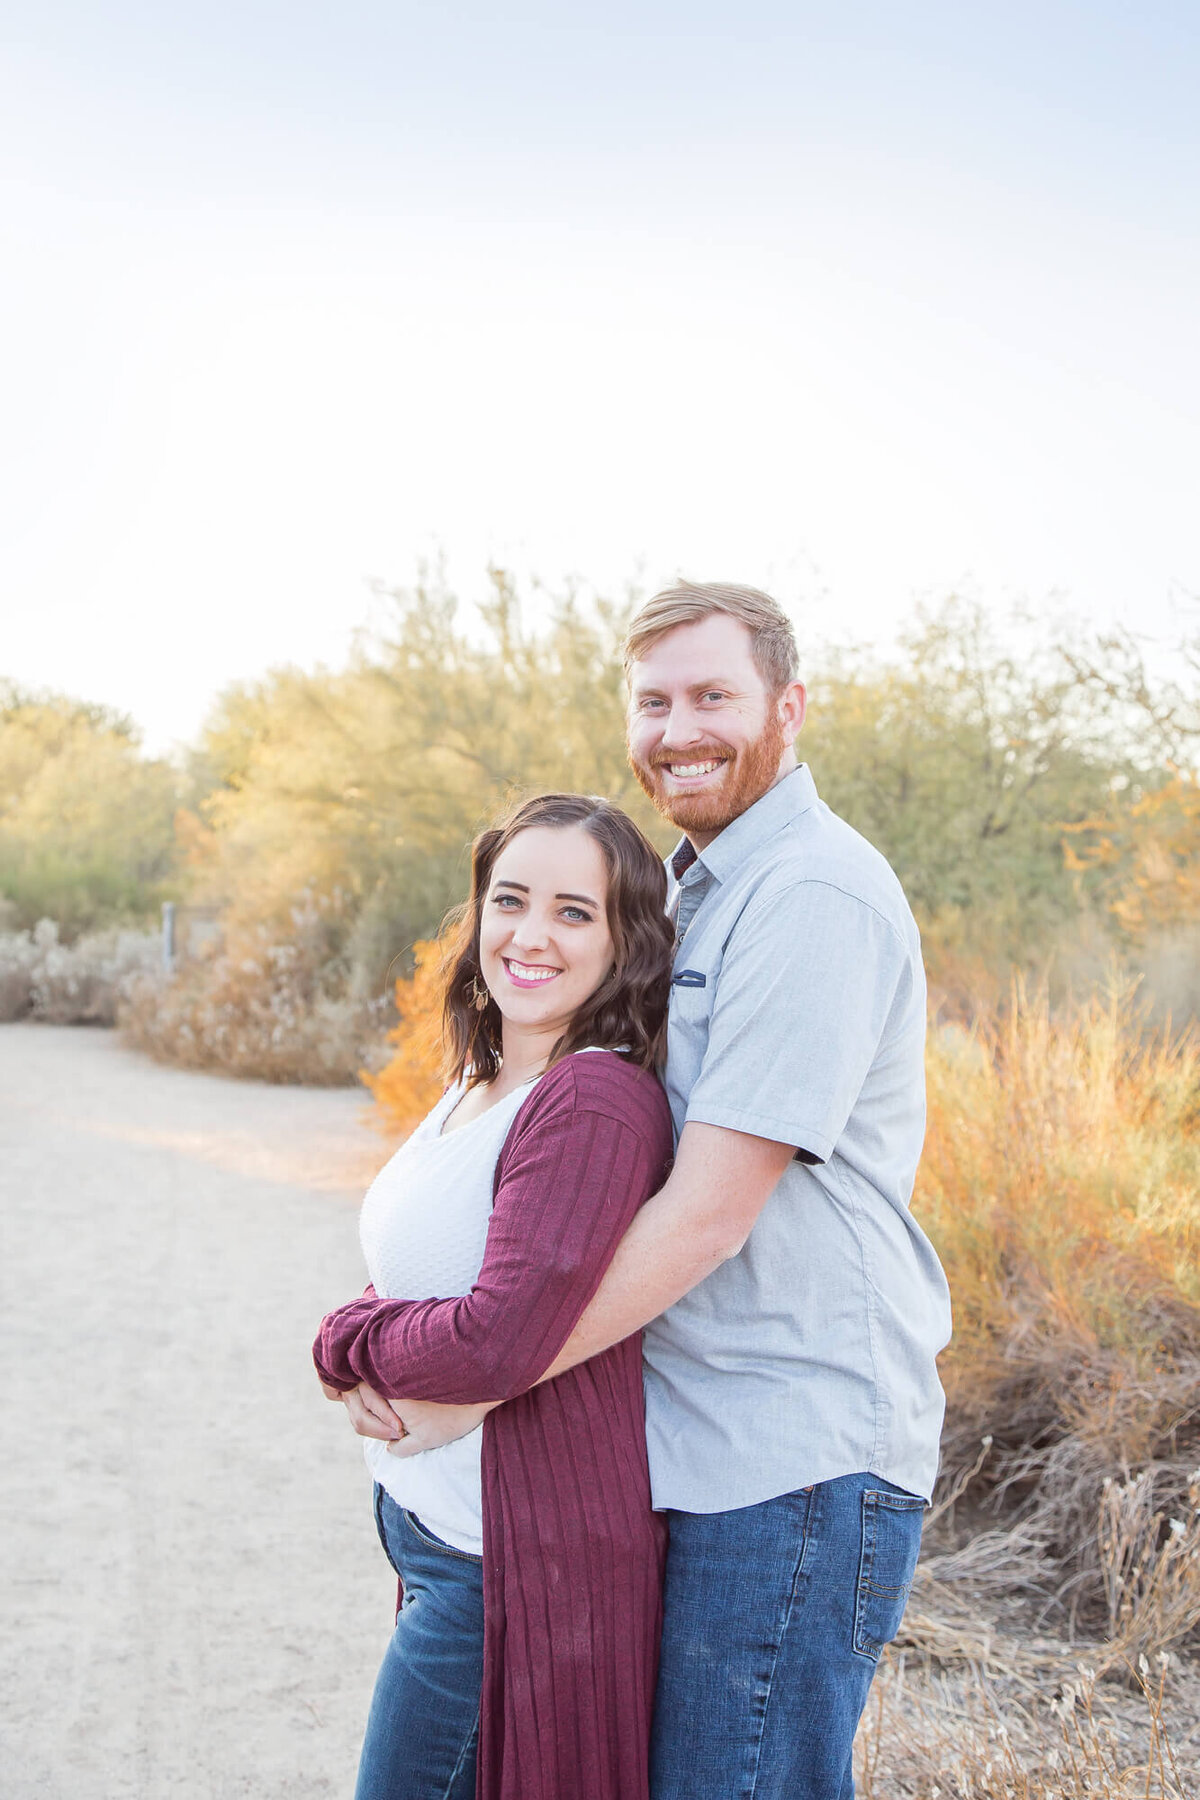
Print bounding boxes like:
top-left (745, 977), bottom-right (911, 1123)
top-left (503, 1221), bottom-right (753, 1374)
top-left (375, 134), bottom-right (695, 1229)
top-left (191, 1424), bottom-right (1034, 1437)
top-left (658, 702), bottom-right (706, 747)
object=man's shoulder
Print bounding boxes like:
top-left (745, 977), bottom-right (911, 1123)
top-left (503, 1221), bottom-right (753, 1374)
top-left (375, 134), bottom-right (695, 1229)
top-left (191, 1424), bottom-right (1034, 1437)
top-left (739, 797), bottom-right (917, 939)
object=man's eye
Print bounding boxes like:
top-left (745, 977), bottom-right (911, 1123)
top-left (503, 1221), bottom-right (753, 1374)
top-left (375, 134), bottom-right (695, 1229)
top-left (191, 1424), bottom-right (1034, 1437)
top-left (701, 690), bottom-right (726, 703)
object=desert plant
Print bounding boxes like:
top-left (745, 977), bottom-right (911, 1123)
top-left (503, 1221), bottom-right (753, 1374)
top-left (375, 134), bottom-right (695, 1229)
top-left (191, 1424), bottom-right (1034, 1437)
top-left (0, 919), bottom-right (160, 1024)
top-left (1097, 1472), bottom-right (1200, 1672)
top-left (120, 893), bottom-right (390, 1084)
top-left (919, 981), bottom-right (1200, 1632)
top-left (856, 1652), bottom-right (1195, 1798)
top-left (0, 684), bottom-right (179, 933)
top-left (0, 925), bottom-right (38, 1020)
top-left (361, 938), bottom-right (448, 1131)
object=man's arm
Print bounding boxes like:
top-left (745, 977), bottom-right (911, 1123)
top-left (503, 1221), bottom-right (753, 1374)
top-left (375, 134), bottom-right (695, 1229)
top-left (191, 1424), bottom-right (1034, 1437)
top-left (540, 876), bottom-right (902, 1384)
top-left (367, 1121), bottom-right (795, 1458)
top-left (338, 1125), bottom-right (795, 1452)
top-left (313, 1059), bottom-right (670, 1404)
top-left (536, 1119), bottom-right (796, 1382)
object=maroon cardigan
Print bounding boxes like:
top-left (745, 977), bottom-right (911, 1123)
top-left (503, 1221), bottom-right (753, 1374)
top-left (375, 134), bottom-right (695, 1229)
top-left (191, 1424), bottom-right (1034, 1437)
top-left (313, 1051), bottom-right (674, 1800)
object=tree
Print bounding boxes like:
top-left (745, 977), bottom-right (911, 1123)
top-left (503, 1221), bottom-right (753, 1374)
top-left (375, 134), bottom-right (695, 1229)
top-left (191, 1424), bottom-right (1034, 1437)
top-left (184, 570), bottom-right (669, 998)
top-left (803, 599), bottom-right (1152, 965)
top-left (0, 684), bottom-right (179, 934)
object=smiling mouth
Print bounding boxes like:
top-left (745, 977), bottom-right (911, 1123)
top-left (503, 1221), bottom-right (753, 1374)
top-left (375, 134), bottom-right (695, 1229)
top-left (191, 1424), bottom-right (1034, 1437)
top-left (503, 957), bottom-right (561, 987)
top-left (660, 758), bottom-right (728, 781)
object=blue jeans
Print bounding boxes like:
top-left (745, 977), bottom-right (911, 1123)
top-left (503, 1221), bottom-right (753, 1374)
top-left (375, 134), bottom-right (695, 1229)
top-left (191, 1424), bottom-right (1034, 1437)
top-left (649, 1472), bottom-right (925, 1800)
top-left (354, 1488), bottom-right (485, 1800)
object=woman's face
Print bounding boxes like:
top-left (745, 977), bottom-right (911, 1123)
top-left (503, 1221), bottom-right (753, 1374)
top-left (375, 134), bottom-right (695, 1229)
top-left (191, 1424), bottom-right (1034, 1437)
top-left (478, 824), bottom-right (615, 1052)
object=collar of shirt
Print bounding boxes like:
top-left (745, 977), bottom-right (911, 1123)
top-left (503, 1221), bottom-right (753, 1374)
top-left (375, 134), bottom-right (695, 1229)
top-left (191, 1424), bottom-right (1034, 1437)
top-left (667, 763), bottom-right (821, 890)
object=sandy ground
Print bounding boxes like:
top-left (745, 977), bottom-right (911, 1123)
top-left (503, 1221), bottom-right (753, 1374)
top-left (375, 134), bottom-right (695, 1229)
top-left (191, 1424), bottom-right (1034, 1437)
top-left (0, 1024), bottom-right (400, 1799)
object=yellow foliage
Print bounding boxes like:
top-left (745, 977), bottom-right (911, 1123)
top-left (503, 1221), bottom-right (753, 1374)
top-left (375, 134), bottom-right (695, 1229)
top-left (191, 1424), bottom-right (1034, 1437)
top-left (362, 939), bottom-right (449, 1132)
top-left (921, 980), bottom-right (1200, 1378)
top-left (1062, 771), bottom-right (1200, 941)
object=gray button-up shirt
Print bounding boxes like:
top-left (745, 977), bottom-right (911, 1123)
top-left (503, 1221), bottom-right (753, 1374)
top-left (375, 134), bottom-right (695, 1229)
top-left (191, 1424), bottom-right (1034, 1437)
top-left (642, 764), bottom-right (952, 1509)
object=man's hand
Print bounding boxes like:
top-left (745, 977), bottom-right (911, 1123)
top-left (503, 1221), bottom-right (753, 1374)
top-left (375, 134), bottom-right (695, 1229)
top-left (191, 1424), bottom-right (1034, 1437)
top-left (385, 1398), bottom-right (495, 1459)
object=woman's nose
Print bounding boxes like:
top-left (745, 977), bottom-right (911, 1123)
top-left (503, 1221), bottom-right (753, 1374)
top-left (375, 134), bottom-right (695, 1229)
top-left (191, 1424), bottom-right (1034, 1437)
top-left (509, 910), bottom-right (551, 951)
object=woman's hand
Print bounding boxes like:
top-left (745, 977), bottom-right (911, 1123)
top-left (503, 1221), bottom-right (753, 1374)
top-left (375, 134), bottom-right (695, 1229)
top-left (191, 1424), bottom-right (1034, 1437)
top-left (385, 1398), bottom-right (495, 1458)
top-left (322, 1382), bottom-right (490, 1452)
top-left (328, 1379), bottom-right (408, 1442)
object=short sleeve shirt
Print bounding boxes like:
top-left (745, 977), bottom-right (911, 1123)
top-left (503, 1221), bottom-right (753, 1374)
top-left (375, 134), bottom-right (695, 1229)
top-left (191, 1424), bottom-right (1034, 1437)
top-left (641, 764), bottom-right (952, 1509)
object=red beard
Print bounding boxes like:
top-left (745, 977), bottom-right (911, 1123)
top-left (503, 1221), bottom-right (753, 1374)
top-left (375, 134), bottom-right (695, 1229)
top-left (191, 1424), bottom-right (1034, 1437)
top-left (629, 709), bottom-right (786, 838)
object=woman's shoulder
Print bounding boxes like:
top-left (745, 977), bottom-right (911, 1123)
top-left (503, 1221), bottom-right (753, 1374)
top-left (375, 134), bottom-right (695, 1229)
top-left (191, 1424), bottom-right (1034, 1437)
top-left (518, 1050), bottom-right (671, 1140)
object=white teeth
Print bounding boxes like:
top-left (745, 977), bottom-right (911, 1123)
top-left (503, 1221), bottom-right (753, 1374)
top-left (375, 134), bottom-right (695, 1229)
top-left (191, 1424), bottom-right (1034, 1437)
top-left (668, 760), bottom-right (722, 778)
top-left (506, 959), bottom-right (558, 981)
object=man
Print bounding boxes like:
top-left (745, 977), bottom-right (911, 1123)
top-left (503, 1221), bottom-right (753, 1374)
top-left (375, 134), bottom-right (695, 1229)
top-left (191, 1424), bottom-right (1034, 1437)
top-left (346, 581), bottom-right (952, 1798)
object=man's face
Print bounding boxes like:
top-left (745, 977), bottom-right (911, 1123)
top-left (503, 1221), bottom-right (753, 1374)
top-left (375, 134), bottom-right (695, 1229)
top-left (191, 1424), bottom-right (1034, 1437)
top-left (626, 613), bottom-right (805, 846)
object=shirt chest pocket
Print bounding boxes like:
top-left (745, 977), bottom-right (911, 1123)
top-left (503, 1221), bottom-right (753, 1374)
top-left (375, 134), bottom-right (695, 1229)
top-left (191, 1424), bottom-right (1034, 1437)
top-left (668, 966), bottom-right (716, 1045)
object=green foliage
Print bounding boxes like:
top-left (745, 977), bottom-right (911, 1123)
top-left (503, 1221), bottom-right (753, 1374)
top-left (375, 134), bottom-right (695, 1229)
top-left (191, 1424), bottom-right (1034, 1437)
top-left (805, 600), bottom-right (1153, 964)
top-left (183, 571), bottom-right (669, 998)
top-left (0, 684), bottom-right (180, 935)
top-left (12, 577), bottom-right (1200, 1058)
top-left (164, 580), bottom-right (1200, 1028)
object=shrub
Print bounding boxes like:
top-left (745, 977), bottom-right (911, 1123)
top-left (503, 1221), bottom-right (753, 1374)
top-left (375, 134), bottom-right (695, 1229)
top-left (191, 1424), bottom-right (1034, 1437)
top-left (0, 926), bottom-right (37, 1020)
top-left (918, 981), bottom-right (1200, 1638)
top-left (0, 919), bottom-right (160, 1024)
top-left (120, 895), bottom-right (391, 1085)
top-left (362, 939), bottom-right (448, 1131)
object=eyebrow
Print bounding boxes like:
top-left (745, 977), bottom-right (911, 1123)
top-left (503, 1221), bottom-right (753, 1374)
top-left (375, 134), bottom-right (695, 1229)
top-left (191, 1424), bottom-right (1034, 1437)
top-left (632, 677), bottom-right (731, 696)
top-left (493, 880), bottom-right (600, 908)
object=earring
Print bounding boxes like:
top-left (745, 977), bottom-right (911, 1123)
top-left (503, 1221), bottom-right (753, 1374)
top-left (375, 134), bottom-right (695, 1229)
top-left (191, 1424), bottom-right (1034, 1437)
top-left (468, 976), bottom-right (490, 1013)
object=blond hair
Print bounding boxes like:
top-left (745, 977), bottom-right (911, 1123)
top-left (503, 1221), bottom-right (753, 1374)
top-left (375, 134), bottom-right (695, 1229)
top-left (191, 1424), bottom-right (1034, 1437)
top-left (623, 580), bottom-right (799, 693)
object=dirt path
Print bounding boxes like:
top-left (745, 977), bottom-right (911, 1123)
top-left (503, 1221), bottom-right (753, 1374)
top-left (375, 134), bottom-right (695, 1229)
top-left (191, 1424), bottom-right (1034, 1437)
top-left (0, 1024), bottom-right (400, 1799)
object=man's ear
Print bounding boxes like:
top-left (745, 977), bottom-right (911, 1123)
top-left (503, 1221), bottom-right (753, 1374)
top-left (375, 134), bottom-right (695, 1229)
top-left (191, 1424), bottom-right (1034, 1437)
top-left (778, 680), bottom-right (806, 744)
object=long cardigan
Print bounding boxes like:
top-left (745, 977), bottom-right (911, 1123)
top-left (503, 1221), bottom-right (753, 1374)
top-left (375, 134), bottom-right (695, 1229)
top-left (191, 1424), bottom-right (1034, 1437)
top-left (313, 1051), bottom-right (674, 1800)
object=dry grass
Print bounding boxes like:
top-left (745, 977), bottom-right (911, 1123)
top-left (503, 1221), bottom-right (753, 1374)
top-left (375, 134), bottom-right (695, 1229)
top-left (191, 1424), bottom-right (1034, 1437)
top-left (1096, 1472), bottom-right (1200, 1675)
top-left (873, 984), bottom-right (1200, 1796)
top-left (919, 983), bottom-right (1200, 1638)
top-left (856, 1648), bottom-right (1198, 1798)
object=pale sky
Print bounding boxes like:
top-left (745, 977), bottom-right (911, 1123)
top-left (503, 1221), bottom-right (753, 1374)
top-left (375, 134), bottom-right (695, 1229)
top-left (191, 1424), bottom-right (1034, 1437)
top-left (3, 2), bottom-right (1198, 752)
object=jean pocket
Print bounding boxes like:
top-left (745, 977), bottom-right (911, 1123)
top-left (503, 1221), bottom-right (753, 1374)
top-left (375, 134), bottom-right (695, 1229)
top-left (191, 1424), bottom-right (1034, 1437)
top-left (402, 1509), bottom-right (483, 1564)
top-left (853, 1487), bottom-right (925, 1661)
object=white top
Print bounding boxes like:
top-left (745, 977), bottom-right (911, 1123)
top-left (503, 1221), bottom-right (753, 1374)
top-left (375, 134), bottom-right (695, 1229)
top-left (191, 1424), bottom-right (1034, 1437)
top-left (359, 1075), bottom-right (537, 1553)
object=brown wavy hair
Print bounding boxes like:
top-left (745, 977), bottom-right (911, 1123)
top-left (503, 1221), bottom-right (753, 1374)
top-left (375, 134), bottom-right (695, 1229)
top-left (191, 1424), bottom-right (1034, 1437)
top-left (440, 793), bottom-right (673, 1089)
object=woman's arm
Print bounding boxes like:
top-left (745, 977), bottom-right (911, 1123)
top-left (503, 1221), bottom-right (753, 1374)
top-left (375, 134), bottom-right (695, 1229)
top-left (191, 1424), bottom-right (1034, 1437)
top-left (312, 1057), bottom-right (670, 1403)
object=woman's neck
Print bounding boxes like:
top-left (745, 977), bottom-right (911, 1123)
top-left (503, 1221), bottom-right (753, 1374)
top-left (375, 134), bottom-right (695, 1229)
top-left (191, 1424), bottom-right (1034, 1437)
top-left (493, 1022), bottom-right (560, 1091)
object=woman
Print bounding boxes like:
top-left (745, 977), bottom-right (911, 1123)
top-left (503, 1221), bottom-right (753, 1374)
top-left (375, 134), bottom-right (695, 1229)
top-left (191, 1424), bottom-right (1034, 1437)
top-left (313, 793), bottom-right (675, 1800)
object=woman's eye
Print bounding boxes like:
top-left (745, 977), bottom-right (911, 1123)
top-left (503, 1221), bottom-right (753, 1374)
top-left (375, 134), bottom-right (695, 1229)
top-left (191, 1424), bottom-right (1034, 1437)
top-left (493, 894), bottom-right (521, 909)
top-left (562, 907), bottom-right (592, 924)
